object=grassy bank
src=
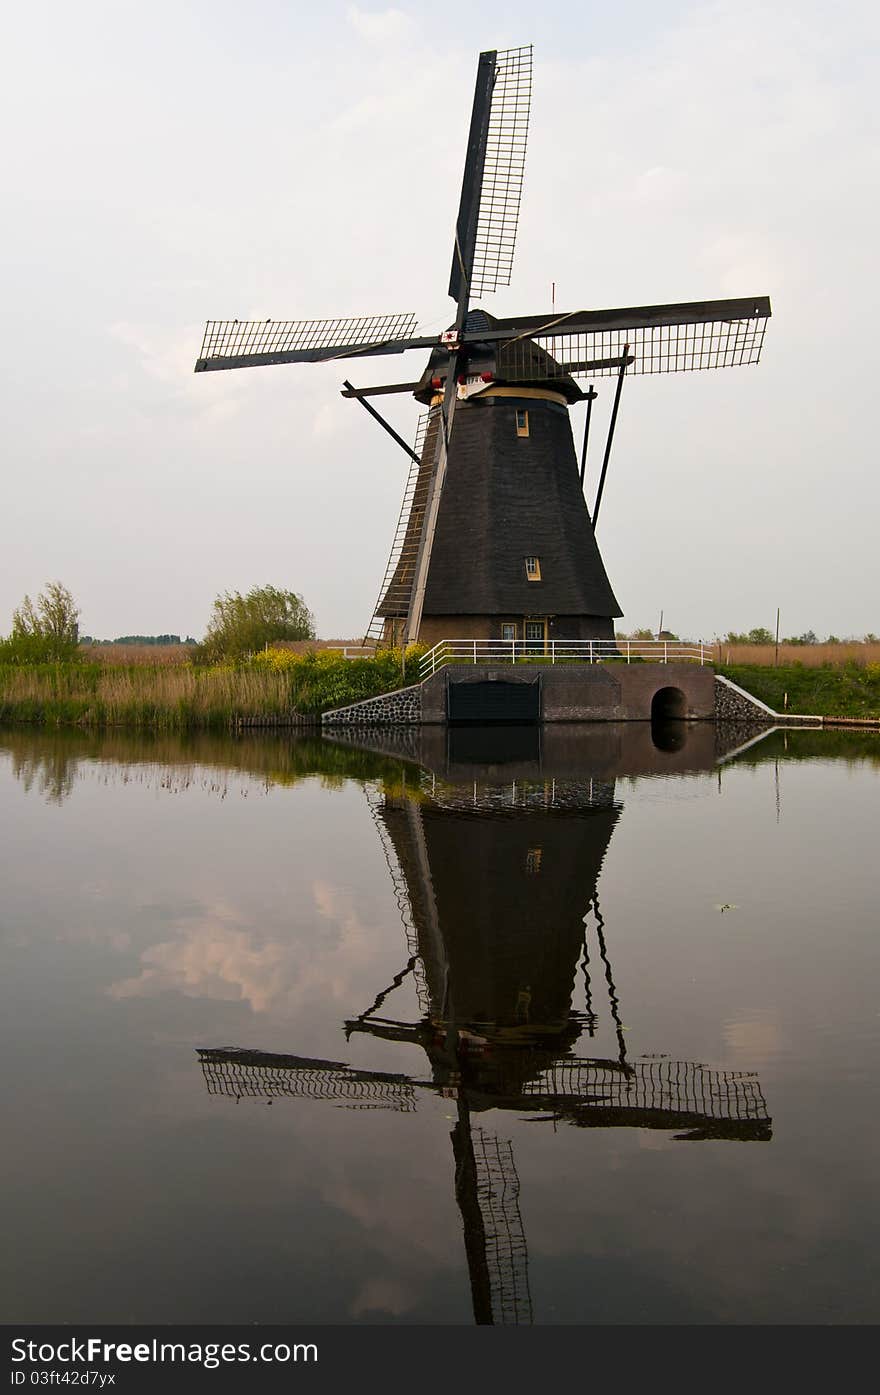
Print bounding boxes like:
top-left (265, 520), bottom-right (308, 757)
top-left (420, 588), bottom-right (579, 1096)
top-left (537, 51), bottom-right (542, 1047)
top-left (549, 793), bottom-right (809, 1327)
top-left (0, 648), bottom-right (420, 730)
top-left (719, 662), bottom-right (880, 718)
top-left (5, 646), bottom-right (879, 729)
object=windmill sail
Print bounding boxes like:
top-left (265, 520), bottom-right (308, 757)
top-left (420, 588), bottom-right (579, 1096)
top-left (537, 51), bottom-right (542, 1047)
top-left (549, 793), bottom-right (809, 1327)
top-left (198, 1048), bottom-right (417, 1111)
top-left (469, 1128), bottom-right (533, 1325)
top-left (195, 312), bottom-right (422, 371)
top-left (449, 45), bottom-right (533, 305)
top-left (364, 410), bottom-right (434, 645)
top-left (490, 296), bottom-right (771, 379)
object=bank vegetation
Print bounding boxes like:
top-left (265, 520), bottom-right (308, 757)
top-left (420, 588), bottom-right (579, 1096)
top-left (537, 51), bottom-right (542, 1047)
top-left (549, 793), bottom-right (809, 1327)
top-left (0, 648), bottom-right (421, 730)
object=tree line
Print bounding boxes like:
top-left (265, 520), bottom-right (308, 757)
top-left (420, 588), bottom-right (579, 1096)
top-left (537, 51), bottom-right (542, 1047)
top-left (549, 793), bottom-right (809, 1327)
top-left (619, 625), bottom-right (879, 646)
top-left (81, 634), bottom-right (198, 647)
top-left (1, 582), bottom-right (316, 664)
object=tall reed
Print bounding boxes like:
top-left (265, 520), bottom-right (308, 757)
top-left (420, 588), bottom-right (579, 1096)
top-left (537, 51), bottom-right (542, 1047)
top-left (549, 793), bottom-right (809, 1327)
top-left (717, 643), bottom-right (880, 668)
top-left (0, 663), bottom-right (298, 729)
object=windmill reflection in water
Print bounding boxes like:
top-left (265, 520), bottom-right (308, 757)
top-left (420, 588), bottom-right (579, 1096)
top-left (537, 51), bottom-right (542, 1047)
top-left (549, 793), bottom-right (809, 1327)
top-left (198, 733), bottom-right (771, 1325)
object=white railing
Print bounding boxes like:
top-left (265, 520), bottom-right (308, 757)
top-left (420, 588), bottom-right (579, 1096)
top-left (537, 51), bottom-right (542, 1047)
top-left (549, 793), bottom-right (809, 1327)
top-left (418, 638), bottom-right (713, 679)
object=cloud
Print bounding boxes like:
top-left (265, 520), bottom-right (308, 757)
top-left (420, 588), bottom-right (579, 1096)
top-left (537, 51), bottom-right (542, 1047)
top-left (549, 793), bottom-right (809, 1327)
top-left (107, 881), bottom-right (385, 1014)
top-left (346, 6), bottom-right (414, 43)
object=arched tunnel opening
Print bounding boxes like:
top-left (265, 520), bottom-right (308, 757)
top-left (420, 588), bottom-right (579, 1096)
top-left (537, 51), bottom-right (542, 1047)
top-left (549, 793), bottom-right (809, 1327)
top-left (651, 686), bottom-right (688, 721)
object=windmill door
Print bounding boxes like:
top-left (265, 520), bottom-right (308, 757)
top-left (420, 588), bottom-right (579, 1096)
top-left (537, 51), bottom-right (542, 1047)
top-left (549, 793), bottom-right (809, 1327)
top-left (524, 620), bottom-right (547, 655)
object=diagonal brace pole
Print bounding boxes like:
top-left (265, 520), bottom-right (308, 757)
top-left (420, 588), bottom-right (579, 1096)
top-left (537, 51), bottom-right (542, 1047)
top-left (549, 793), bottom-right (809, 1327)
top-left (592, 345), bottom-right (629, 529)
top-left (342, 379), bottom-right (421, 466)
top-left (579, 386), bottom-right (597, 488)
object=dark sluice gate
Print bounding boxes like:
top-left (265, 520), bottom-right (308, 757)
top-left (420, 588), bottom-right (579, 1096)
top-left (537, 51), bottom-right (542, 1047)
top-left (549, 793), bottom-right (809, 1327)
top-left (448, 679), bottom-right (540, 725)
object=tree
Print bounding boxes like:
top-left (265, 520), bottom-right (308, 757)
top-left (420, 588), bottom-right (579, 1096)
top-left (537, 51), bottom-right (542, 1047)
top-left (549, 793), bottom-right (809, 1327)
top-left (200, 584), bottom-right (316, 660)
top-left (11, 581), bottom-right (80, 660)
top-left (747, 627), bottom-right (774, 645)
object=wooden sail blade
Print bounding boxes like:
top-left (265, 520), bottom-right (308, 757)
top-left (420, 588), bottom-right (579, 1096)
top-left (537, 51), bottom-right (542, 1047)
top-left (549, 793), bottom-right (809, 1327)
top-left (197, 1047), bottom-right (419, 1111)
top-left (449, 49), bottom-right (498, 308)
top-left (449, 45), bottom-right (533, 307)
top-left (194, 312), bottom-right (424, 372)
top-left (479, 295), bottom-right (771, 378)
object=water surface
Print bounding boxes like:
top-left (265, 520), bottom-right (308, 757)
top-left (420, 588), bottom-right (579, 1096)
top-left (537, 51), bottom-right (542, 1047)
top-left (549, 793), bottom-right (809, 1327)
top-left (1, 723), bottom-right (878, 1324)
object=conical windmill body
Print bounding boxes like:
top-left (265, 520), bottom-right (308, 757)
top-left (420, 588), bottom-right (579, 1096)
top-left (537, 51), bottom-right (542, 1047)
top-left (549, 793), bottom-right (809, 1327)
top-left (196, 45), bottom-right (770, 647)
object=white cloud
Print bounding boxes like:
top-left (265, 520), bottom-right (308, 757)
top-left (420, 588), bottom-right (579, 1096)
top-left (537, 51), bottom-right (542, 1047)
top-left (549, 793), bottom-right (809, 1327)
top-left (346, 6), bottom-right (414, 43)
top-left (107, 880), bottom-right (385, 1014)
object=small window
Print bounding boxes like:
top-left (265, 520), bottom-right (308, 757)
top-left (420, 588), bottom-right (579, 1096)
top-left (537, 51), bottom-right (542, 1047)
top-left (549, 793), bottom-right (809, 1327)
top-left (515, 409), bottom-right (529, 437)
top-left (502, 623), bottom-right (516, 641)
top-left (525, 848), bottom-right (543, 875)
top-left (524, 556), bottom-right (541, 581)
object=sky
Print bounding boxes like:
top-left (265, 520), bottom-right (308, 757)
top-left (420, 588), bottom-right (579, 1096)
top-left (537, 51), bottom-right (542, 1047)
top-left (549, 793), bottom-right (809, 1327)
top-left (1, 0), bottom-right (878, 641)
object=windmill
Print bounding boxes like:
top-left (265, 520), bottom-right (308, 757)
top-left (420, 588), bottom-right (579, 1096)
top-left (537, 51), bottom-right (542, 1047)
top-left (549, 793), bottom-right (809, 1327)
top-left (195, 45), bottom-right (771, 650)
top-left (198, 754), bottom-right (770, 1325)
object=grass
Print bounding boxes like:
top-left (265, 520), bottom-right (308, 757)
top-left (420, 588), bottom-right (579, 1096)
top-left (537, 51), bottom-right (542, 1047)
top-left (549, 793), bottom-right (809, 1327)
top-left (79, 643), bottom-right (193, 665)
top-left (0, 662), bottom-right (299, 729)
top-left (4, 640), bottom-right (880, 729)
top-left (715, 642), bottom-right (880, 667)
top-left (719, 662), bottom-right (880, 718)
top-left (0, 647), bottom-right (422, 730)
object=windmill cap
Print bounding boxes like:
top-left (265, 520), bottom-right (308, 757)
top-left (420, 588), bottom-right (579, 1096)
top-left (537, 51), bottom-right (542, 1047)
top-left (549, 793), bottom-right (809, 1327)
top-left (413, 310), bottom-right (583, 405)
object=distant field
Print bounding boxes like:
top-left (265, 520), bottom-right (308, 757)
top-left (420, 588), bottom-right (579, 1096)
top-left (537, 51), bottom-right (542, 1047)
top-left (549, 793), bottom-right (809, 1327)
top-left (80, 644), bottom-right (193, 665)
top-left (82, 640), bottom-right (880, 670)
top-left (79, 640), bottom-right (364, 665)
top-left (714, 643), bottom-right (880, 668)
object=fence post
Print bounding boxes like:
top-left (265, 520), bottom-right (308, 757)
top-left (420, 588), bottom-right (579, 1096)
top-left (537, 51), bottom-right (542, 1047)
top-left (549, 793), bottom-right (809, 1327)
top-left (627, 640), bottom-right (631, 664)
top-left (664, 640), bottom-right (668, 664)
top-left (589, 640), bottom-right (594, 664)
top-left (511, 637), bottom-right (515, 664)
top-left (551, 640), bottom-right (556, 664)
top-left (473, 639), bottom-right (477, 664)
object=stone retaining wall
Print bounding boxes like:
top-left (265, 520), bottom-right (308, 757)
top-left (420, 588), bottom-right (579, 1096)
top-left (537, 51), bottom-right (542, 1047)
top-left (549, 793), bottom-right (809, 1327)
top-left (714, 674), bottom-right (775, 729)
top-left (321, 683), bottom-right (422, 727)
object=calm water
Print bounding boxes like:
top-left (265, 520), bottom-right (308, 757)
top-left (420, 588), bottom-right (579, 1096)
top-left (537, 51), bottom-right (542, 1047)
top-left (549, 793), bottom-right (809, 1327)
top-left (1, 722), bottom-right (878, 1325)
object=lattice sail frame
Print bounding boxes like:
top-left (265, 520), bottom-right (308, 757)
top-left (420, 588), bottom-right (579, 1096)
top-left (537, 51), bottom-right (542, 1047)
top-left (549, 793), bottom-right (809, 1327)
top-left (520, 1058), bottom-right (770, 1125)
top-left (471, 45), bottom-right (533, 297)
top-left (198, 1048), bottom-right (417, 1112)
top-left (472, 1128), bottom-right (533, 1325)
top-left (365, 411), bottom-right (432, 642)
top-left (523, 315), bottom-right (768, 380)
top-left (198, 312), bottom-right (419, 364)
